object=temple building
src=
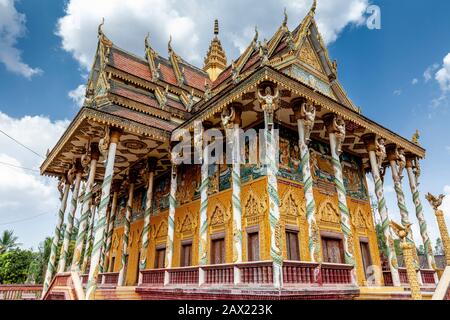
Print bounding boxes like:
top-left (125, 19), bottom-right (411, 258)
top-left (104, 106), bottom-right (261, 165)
top-left (40, 1), bottom-right (443, 300)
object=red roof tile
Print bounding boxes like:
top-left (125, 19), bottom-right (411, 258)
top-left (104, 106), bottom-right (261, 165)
top-left (110, 50), bottom-right (152, 82)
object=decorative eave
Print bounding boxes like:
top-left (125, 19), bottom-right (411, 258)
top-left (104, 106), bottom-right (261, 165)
top-left (232, 27), bottom-right (259, 78)
top-left (41, 106), bottom-right (171, 176)
top-left (155, 86), bottom-right (169, 109)
top-left (267, 9), bottom-right (290, 58)
top-left (144, 34), bottom-right (160, 81)
top-left (173, 66), bottom-right (425, 158)
top-left (168, 36), bottom-right (185, 86)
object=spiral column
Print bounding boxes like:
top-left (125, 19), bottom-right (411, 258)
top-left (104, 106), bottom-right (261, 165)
top-left (118, 173), bottom-right (136, 286)
top-left (71, 144), bottom-right (99, 271)
top-left (103, 187), bottom-right (119, 272)
top-left (86, 128), bottom-right (121, 300)
top-left (139, 158), bottom-right (157, 272)
top-left (42, 177), bottom-right (70, 297)
top-left (363, 134), bottom-right (400, 286)
top-left (57, 161), bottom-right (83, 273)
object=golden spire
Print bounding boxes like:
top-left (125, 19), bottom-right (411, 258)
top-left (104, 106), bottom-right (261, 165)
top-left (203, 19), bottom-right (227, 82)
top-left (311, 0), bottom-right (317, 14)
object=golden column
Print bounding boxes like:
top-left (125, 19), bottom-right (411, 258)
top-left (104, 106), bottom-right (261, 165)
top-left (390, 221), bottom-right (422, 300)
top-left (426, 193), bottom-right (450, 266)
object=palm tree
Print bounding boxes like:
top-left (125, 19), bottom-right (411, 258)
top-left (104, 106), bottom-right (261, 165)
top-left (0, 230), bottom-right (21, 254)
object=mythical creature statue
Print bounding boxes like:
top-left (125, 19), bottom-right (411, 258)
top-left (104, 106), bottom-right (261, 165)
top-left (397, 148), bottom-right (406, 180)
top-left (301, 101), bottom-right (316, 143)
top-left (257, 86), bottom-right (279, 127)
top-left (331, 116), bottom-right (345, 155)
top-left (390, 220), bottom-right (412, 242)
top-left (98, 126), bottom-right (110, 160)
top-left (57, 175), bottom-right (66, 200)
top-left (425, 193), bottom-right (445, 211)
top-left (186, 89), bottom-right (195, 112)
top-left (221, 106), bottom-right (236, 129)
top-left (81, 140), bottom-right (92, 170)
top-left (67, 163), bottom-right (76, 186)
top-left (204, 81), bottom-right (212, 101)
top-left (375, 137), bottom-right (386, 171)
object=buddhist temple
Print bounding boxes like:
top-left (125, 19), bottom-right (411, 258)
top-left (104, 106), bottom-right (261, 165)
top-left (39, 1), bottom-right (447, 300)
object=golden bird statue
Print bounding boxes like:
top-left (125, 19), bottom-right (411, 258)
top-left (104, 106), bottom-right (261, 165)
top-left (425, 193), bottom-right (445, 211)
top-left (390, 220), bottom-right (412, 241)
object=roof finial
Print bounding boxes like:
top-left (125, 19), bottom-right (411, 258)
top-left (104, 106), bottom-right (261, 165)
top-left (168, 35), bottom-right (173, 53)
top-left (144, 32), bottom-right (150, 49)
top-left (311, 0), bottom-right (317, 14)
top-left (253, 26), bottom-right (259, 43)
top-left (283, 8), bottom-right (288, 27)
top-left (214, 19), bottom-right (219, 36)
top-left (98, 17), bottom-right (105, 37)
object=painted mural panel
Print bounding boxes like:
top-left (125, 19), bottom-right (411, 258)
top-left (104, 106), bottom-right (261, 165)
top-left (277, 127), bottom-right (303, 182)
top-left (177, 164), bottom-right (201, 205)
top-left (152, 172), bottom-right (170, 214)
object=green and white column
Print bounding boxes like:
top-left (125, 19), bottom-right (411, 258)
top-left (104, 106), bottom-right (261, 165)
top-left (406, 156), bottom-right (436, 270)
top-left (71, 144), bottom-right (99, 271)
top-left (103, 188), bottom-right (119, 272)
top-left (165, 161), bottom-right (178, 269)
top-left (139, 158), bottom-right (157, 272)
top-left (42, 176), bottom-right (70, 297)
top-left (324, 114), bottom-right (356, 282)
top-left (363, 134), bottom-right (401, 287)
top-left (57, 162), bottom-right (83, 273)
top-left (86, 128), bottom-right (121, 300)
top-left (258, 85), bottom-right (282, 288)
top-left (293, 99), bottom-right (321, 262)
top-left (118, 176), bottom-right (135, 286)
top-left (82, 201), bottom-right (97, 274)
top-left (387, 146), bottom-right (422, 283)
top-left (198, 146), bottom-right (210, 267)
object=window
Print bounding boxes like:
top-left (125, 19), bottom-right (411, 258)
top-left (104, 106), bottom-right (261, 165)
top-left (110, 257), bottom-right (116, 272)
top-left (247, 232), bottom-right (260, 262)
top-left (360, 241), bottom-right (373, 280)
top-left (154, 247), bottom-right (166, 269)
top-left (180, 243), bottom-right (192, 267)
top-left (211, 238), bottom-right (225, 264)
top-left (286, 231), bottom-right (300, 261)
top-left (321, 237), bottom-right (344, 264)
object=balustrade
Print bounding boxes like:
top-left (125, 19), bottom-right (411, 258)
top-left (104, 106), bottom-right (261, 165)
top-left (202, 263), bottom-right (235, 285)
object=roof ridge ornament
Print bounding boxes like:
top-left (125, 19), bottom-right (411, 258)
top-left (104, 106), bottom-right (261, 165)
top-left (144, 32), bottom-right (160, 81)
top-left (97, 17), bottom-right (112, 47)
top-left (282, 7), bottom-right (288, 27)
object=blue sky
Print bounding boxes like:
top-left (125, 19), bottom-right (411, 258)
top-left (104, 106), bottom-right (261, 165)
top-left (0, 0), bottom-right (449, 250)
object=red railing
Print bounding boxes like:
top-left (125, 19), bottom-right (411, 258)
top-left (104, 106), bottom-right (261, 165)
top-left (383, 270), bottom-right (393, 286)
top-left (80, 274), bottom-right (89, 285)
top-left (398, 268), bottom-right (408, 284)
top-left (100, 272), bottom-right (119, 286)
top-left (320, 263), bottom-right (353, 285)
top-left (203, 264), bottom-right (234, 284)
top-left (0, 285), bottom-right (42, 300)
top-left (282, 261), bottom-right (319, 285)
top-left (421, 269), bottom-right (437, 285)
top-left (140, 269), bottom-right (165, 286)
top-left (168, 267), bottom-right (199, 285)
top-left (54, 274), bottom-right (73, 286)
top-left (237, 261), bottom-right (273, 285)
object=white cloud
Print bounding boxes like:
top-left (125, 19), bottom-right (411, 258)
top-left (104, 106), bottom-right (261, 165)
top-left (424, 63), bottom-right (439, 83)
top-left (411, 78), bottom-right (418, 85)
top-left (393, 89), bottom-right (402, 96)
top-left (0, 111), bottom-right (69, 249)
top-left (435, 53), bottom-right (450, 92)
top-left (56, 0), bottom-right (371, 70)
top-left (0, 0), bottom-right (42, 78)
top-left (68, 84), bottom-right (86, 108)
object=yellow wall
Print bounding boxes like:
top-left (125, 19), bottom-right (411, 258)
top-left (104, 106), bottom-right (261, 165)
top-left (107, 176), bottom-right (381, 287)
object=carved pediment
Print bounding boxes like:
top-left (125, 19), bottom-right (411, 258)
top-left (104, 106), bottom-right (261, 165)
top-left (298, 38), bottom-right (323, 73)
top-left (176, 210), bottom-right (198, 235)
top-left (152, 220), bottom-right (168, 239)
top-left (352, 207), bottom-right (369, 230)
top-left (243, 189), bottom-right (267, 225)
top-left (280, 189), bottom-right (305, 222)
top-left (317, 199), bottom-right (340, 227)
top-left (209, 202), bottom-right (231, 228)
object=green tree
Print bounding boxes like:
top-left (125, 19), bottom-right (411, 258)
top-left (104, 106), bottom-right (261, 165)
top-left (417, 244), bottom-right (425, 255)
top-left (0, 249), bottom-right (34, 284)
top-left (26, 237), bottom-right (52, 284)
top-left (0, 230), bottom-right (21, 254)
top-left (375, 224), bottom-right (388, 257)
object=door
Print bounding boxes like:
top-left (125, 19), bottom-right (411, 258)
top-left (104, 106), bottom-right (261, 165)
top-left (211, 238), bottom-right (225, 264)
top-left (247, 232), bottom-right (260, 261)
top-left (154, 248), bottom-right (166, 269)
top-left (180, 243), bottom-right (192, 267)
top-left (360, 241), bottom-right (373, 280)
top-left (321, 237), bottom-right (344, 263)
top-left (286, 231), bottom-right (300, 261)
